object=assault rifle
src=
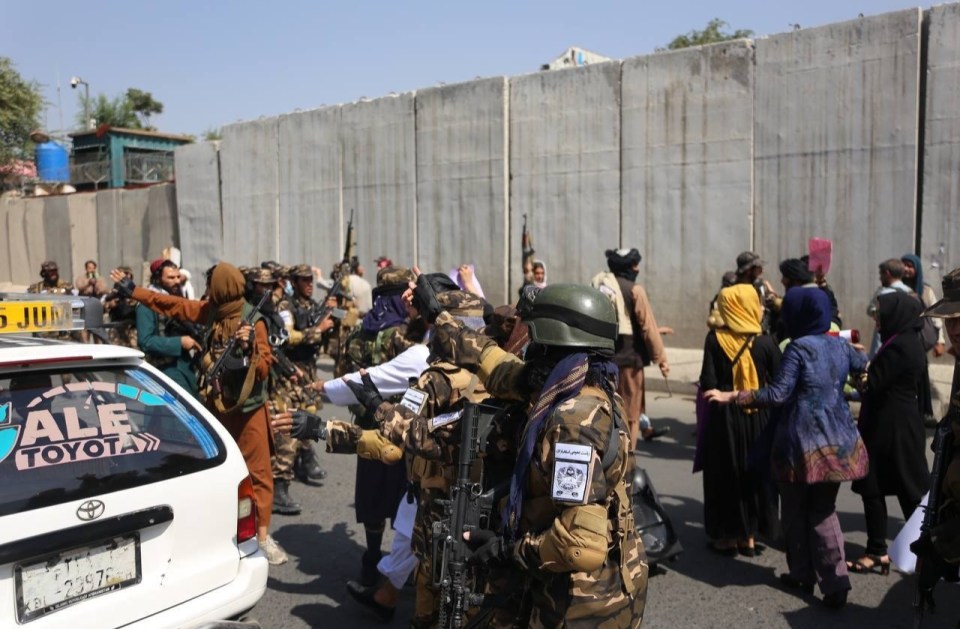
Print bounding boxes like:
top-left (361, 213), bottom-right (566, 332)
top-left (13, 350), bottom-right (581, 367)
top-left (521, 213), bottom-right (534, 267)
top-left (206, 290), bottom-right (271, 395)
top-left (432, 402), bottom-right (510, 629)
top-left (911, 410), bottom-right (957, 628)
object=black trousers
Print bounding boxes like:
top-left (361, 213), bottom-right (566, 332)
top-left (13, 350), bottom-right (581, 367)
top-left (861, 492), bottom-right (921, 556)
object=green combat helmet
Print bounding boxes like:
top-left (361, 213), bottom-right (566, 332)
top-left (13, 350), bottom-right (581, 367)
top-left (522, 283), bottom-right (617, 351)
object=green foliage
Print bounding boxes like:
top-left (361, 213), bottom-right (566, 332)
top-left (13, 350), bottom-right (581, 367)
top-left (202, 127), bottom-right (222, 141)
top-left (0, 57), bottom-right (44, 165)
top-left (666, 19), bottom-right (753, 50)
top-left (77, 87), bottom-right (165, 130)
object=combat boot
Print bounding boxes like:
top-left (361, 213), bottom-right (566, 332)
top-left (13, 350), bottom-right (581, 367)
top-left (272, 479), bottom-right (302, 515)
top-left (295, 444), bottom-right (327, 482)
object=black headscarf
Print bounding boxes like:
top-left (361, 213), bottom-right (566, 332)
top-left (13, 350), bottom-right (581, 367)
top-left (780, 286), bottom-right (832, 339)
top-left (877, 291), bottom-right (923, 343)
top-left (606, 248), bottom-right (642, 281)
top-left (779, 258), bottom-right (813, 285)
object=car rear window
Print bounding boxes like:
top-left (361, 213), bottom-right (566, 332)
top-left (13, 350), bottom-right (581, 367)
top-left (0, 366), bottom-right (225, 517)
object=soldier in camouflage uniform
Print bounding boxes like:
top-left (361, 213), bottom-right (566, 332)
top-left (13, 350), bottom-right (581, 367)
top-left (28, 260), bottom-right (78, 341)
top-left (248, 267), bottom-right (324, 514)
top-left (280, 263), bottom-right (335, 482)
top-left (410, 281), bottom-right (648, 629)
top-left (328, 286), bottom-right (508, 627)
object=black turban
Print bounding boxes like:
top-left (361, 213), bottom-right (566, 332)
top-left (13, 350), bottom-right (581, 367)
top-left (606, 248), bottom-right (642, 273)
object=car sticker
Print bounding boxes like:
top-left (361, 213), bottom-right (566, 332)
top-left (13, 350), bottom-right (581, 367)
top-left (551, 442), bottom-right (594, 504)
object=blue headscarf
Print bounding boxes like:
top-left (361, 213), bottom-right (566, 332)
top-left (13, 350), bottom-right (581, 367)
top-left (780, 286), bottom-right (832, 339)
top-left (361, 294), bottom-right (408, 333)
top-left (901, 253), bottom-right (923, 294)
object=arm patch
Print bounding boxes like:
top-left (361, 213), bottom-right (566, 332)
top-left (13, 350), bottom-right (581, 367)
top-left (399, 387), bottom-right (428, 414)
top-left (551, 442), bottom-right (593, 504)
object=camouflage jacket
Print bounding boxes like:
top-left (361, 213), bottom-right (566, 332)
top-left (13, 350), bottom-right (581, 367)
top-left (27, 279), bottom-right (74, 295)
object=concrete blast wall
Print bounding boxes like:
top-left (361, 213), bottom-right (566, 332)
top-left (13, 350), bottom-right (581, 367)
top-left (509, 62), bottom-right (622, 294)
top-left (754, 8), bottom-right (922, 338)
top-left (623, 41), bottom-right (755, 343)
top-left (416, 78), bottom-right (509, 302)
top-left (921, 2), bottom-right (960, 278)
top-left (9, 7), bottom-right (960, 350)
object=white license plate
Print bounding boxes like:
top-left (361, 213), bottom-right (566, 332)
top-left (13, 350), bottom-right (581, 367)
top-left (16, 535), bottom-right (141, 622)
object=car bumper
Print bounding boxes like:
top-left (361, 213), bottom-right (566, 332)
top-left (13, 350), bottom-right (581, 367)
top-left (121, 550), bottom-right (268, 629)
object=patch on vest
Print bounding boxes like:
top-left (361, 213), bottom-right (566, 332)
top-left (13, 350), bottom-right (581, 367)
top-left (399, 387), bottom-right (428, 414)
top-left (551, 442), bottom-right (593, 504)
top-left (430, 409), bottom-right (463, 431)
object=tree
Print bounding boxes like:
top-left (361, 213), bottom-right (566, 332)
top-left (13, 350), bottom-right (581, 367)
top-left (76, 87), bottom-right (164, 130)
top-left (0, 57), bottom-right (44, 166)
top-left (202, 127), bottom-right (222, 141)
top-left (666, 19), bottom-right (753, 50)
top-left (126, 88), bottom-right (163, 129)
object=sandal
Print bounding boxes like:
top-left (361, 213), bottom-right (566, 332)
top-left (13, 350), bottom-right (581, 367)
top-left (846, 554), bottom-right (890, 576)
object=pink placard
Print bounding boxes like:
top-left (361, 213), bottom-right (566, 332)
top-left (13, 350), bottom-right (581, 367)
top-left (808, 238), bottom-right (833, 276)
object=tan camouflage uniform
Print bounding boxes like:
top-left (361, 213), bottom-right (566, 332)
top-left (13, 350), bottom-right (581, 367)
top-left (428, 311), bottom-right (649, 629)
top-left (28, 262), bottom-right (78, 341)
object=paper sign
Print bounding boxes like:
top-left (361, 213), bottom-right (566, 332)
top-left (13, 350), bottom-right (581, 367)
top-left (808, 238), bottom-right (833, 276)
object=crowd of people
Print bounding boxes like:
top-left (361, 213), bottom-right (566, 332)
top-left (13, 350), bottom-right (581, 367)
top-left (18, 241), bottom-right (960, 627)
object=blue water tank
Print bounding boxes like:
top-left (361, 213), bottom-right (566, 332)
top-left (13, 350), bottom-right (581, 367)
top-left (35, 142), bottom-right (70, 182)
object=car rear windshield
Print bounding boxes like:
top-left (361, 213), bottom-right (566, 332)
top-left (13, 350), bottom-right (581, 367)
top-left (0, 365), bottom-right (225, 517)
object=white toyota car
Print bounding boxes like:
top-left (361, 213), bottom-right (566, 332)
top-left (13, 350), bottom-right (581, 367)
top-left (0, 295), bottom-right (267, 628)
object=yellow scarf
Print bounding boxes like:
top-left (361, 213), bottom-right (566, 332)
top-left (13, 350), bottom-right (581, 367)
top-left (715, 285), bottom-right (762, 393)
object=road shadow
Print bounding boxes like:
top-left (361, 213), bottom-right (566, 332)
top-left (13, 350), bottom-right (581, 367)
top-left (634, 416), bottom-right (698, 464)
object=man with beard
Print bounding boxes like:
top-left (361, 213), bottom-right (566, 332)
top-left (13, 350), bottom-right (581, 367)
top-left (136, 259), bottom-right (201, 397)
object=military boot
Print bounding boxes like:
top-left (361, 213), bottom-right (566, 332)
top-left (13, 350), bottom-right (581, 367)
top-left (272, 479), bottom-right (302, 515)
top-left (295, 444), bottom-right (327, 482)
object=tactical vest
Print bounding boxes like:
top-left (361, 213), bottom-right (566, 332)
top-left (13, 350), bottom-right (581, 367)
top-left (142, 309), bottom-right (177, 370)
top-left (287, 297), bottom-right (321, 363)
top-left (198, 303), bottom-right (267, 415)
top-left (411, 361), bottom-right (488, 492)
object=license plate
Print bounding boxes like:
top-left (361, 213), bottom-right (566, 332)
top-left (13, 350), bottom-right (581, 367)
top-left (0, 301), bottom-right (73, 334)
top-left (16, 535), bottom-right (141, 622)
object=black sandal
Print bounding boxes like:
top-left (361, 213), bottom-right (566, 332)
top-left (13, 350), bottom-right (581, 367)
top-left (847, 554), bottom-right (890, 576)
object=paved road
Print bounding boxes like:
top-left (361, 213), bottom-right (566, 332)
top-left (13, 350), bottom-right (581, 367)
top-left (249, 376), bottom-right (960, 628)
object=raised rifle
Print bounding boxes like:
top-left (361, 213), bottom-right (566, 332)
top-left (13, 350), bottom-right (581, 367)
top-left (521, 213), bottom-right (534, 265)
top-left (911, 410), bottom-right (956, 628)
top-left (432, 402), bottom-right (510, 629)
top-left (206, 290), bottom-right (271, 396)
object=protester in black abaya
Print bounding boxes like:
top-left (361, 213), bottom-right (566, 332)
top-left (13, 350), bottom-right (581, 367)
top-left (850, 291), bottom-right (930, 574)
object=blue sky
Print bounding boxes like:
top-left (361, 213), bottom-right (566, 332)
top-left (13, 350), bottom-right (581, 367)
top-left (7, 0), bottom-right (922, 137)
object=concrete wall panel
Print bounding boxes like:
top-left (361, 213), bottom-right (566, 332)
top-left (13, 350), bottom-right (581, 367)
top-left (175, 142), bottom-right (223, 274)
top-left (278, 107), bottom-right (342, 269)
top-left (509, 62), bottom-right (622, 289)
top-left (340, 95), bottom-right (417, 273)
top-left (754, 9), bottom-right (922, 336)
top-left (220, 118), bottom-right (280, 265)
top-left (921, 3), bottom-right (960, 278)
top-left (42, 197), bottom-right (73, 282)
top-left (0, 200), bottom-right (15, 284)
top-left (144, 184), bottom-right (179, 261)
top-left (118, 188), bottom-right (150, 269)
top-left (3, 200), bottom-right (29, 286)
top-left (622, 41), bottom-right (755, 341)
top-left (67, 193), bottom-right (98, 283)
top-left (22, 199), bottom-right (47, 285)
top-left (416, 78), bottom-right (509, 304)
top-left (96, 190), bottom-right (123, 274)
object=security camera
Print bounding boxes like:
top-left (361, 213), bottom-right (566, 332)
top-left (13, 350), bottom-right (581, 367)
top-left (70, 77), bottom-right (80, 88)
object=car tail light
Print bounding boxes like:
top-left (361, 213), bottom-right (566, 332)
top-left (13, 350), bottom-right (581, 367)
top-left (237, 476), bottom-right (258, 543)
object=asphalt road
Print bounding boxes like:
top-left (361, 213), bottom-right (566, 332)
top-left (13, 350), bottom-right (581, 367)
top-left (249, 376), bottom-right (960, 629)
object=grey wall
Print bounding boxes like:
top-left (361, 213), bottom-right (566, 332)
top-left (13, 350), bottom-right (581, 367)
top-left (175, 141), bottom-right (223, 275)
top-left (416, 78), bottom-right (509, 301)
top-left (509, 62), bottom-right (622, 294)
top-left (624, 41), bottom-right (756, 342)
top-left (754, 8), bottom-right (922, 337)
top-left (8, 6), bottom-right (960, 348)
top-left (921, 2), bottom-right (960, 281)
